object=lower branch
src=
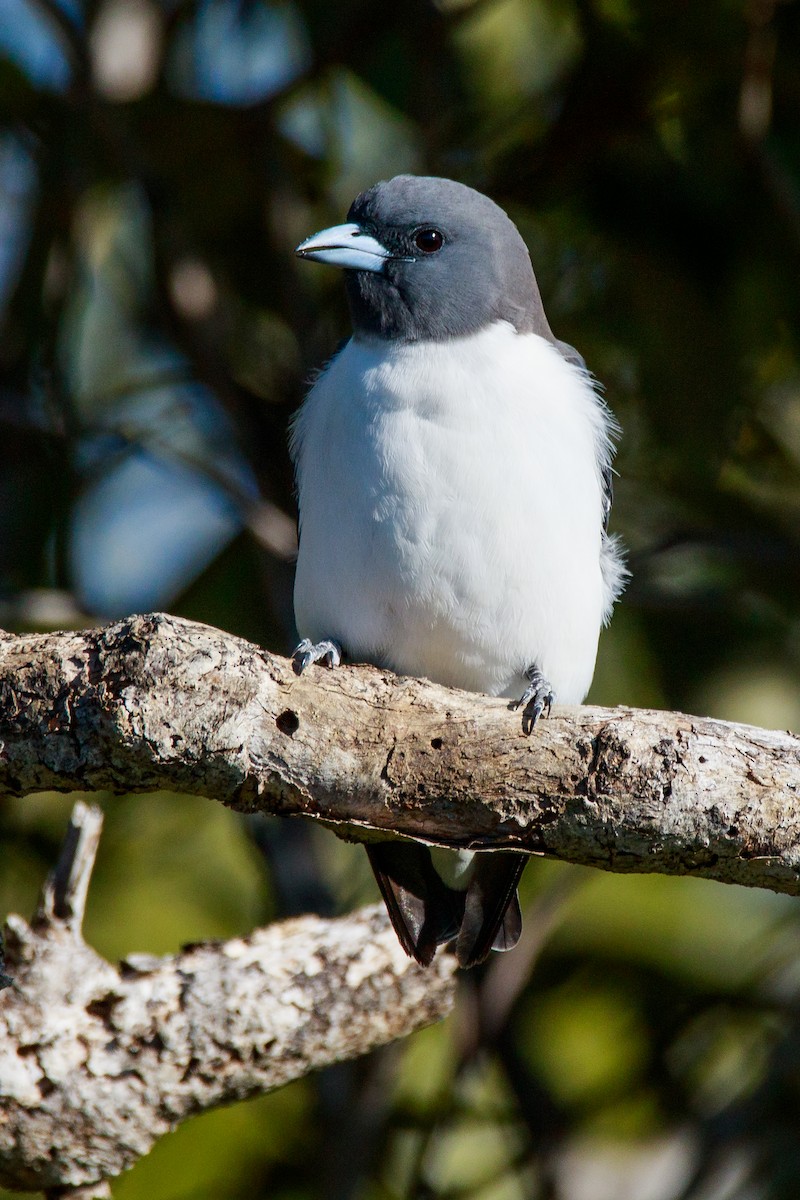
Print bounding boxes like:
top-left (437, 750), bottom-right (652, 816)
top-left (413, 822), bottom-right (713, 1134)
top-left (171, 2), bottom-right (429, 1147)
top-left (1, 613), bottom-right (799, 893)
top-left (0, 803), bottom-right (456, 1193)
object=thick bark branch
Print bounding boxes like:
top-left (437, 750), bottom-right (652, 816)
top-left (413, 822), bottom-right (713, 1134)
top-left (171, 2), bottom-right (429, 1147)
top-left (2, 613), bottom-right (800, 1189)
top-left (1, 802), bottom-right (456, 1193)
top-left (1, 612), bottom-right (799, 893)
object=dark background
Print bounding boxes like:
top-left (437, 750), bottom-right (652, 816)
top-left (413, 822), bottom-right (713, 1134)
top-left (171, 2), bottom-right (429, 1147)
top-left (3, 1), bottom-right (800, 1197)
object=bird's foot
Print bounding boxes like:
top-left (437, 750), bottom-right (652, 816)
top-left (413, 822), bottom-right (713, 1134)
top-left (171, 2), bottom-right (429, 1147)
top-left (511, 666), bottom-right (555, 735)
top-left (292, 638), bottom-right (342, 675)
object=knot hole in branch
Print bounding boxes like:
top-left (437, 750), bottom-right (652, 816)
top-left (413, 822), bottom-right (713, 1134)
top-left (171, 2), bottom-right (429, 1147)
top-left (276, 709), bottom-right (300, 737)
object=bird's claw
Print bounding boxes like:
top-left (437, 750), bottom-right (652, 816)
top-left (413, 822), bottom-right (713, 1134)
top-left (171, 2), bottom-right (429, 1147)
top-left (292, 638), bottom-right (342, 675)
top-left (512, 667), bottom-right (555, 735)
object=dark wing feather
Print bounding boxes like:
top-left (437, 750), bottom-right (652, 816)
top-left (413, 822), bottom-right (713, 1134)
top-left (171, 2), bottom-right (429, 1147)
top-left (601, 463), bottom-right (613, 532)
top-left (366, 843), bottom-right (463, 967)
top-left (455, 851), bottom-right (527, 969)
top-left (492, 890), bottom-right (523, 952)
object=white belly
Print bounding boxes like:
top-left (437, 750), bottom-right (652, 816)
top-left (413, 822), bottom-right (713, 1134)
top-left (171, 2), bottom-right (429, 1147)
top-left (291, 322), bottom-right (620, 704)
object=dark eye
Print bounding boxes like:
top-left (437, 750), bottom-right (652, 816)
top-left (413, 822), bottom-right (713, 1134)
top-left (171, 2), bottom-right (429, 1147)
top-left (414, 228), bottom-right (444, 254)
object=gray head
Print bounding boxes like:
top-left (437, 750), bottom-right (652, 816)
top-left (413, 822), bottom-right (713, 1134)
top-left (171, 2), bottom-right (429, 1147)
top-left (296, 175), bottom-right (554, 344)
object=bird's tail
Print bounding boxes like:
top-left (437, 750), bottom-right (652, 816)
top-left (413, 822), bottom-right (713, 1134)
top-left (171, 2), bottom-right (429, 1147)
top-left (366, 843), bottom-right (526, 969)
top-left (456, 851), bottom-right (526, 968)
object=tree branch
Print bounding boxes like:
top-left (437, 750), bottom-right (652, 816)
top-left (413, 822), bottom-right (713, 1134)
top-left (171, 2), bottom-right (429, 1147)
top-left (1, 802), bottom-right (456, 1194)
top-left (1, 612), bottom-right (799, 893)
top-left (2, 613), bottom-right (799, 1190)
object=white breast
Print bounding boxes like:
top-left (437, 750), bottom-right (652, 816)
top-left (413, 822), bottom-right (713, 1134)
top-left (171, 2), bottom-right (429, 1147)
top-left (291, 321), bottom-right (624, 704)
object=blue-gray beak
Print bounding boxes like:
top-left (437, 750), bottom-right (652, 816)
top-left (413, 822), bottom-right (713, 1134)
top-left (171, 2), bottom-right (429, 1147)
top-left (295, 222), bottom-right (391, 273)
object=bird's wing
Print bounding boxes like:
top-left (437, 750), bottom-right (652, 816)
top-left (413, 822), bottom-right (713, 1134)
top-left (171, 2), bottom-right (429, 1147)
top-left (601, 463), bottom-right (614, 532)
top-left (553, 337), bottom-right (586, 370)
top-left (554, 338), bottom-right (615, 533)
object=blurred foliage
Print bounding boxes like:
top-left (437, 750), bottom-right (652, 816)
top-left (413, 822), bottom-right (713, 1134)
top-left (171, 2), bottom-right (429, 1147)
top-left (3, 0), bottom-right (800, 1197)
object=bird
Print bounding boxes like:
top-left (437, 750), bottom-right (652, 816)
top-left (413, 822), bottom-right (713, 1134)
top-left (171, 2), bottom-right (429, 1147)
top-left (290, 174), bottom-right (626, 969)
